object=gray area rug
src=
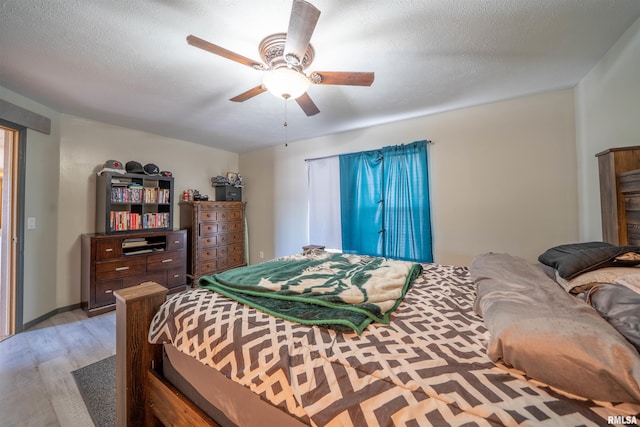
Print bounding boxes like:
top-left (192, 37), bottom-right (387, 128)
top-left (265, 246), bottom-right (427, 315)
top-left (72, 355), bottom-right (116, 427)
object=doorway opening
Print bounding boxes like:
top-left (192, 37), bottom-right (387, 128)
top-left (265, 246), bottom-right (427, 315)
top-left (0, 126), bottom-right (19, 339)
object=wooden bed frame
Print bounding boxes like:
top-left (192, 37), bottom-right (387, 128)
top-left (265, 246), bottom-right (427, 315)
top-left (114, 281), bottom-right (220, 427)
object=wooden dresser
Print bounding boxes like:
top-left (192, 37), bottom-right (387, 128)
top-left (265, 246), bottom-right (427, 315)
top-left (179, 201), bottom-right (246, 282)
top-left (596, 146), bottom-right (640, 244)
top-left (619, 169), bottom-right (640, 245)
top-left (81, 229), bottom-right (187, 316)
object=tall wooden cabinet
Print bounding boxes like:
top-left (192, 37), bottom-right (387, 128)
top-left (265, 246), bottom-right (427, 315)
top-left (81, 229), bottom-right (187, 316)
top-left (596, 146), bottom-right (640, 245)
top-left (180, 201), bottom-right (246, 282)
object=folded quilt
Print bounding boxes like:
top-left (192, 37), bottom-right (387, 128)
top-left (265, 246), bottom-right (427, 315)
top-left (198, 252), bottom-right (423, 334)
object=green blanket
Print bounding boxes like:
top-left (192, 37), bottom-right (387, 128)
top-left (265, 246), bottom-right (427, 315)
top-left (198, 252), bottom-right (423, 334)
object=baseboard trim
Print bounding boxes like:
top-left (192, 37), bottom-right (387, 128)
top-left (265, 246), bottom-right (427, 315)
top-left (23, 303), bottom-right (82, 330)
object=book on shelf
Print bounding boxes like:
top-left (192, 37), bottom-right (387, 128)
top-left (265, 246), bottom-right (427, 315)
top-left (123, 248), bottom-right (154, 256)
top-left (123, 237), bottom-right (145, 242)
top-left (110, 211), bottom-right (169, 232)
top-left (122, 240), bottom-right (149, 248)
top-left (111, 184), bottom-right (145, 204)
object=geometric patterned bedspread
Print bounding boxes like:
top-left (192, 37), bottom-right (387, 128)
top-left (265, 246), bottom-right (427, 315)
top-left (149, 263), bottom-right (638, 426)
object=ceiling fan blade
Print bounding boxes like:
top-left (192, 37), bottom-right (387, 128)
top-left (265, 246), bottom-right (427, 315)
top-left (283, 0), bottom-right (320, 66)
top-left (309, 71), bottom-right (375, 86)
top-left (187, 35), bottom-right (264, 70)
top-left (295, 92), bottom-right (320, 116)
top-left (230, 85), bottom-right (267, 102)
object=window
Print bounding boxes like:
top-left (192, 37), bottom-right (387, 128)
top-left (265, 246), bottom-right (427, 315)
top-left (307, 140), bottom-right (432, 262)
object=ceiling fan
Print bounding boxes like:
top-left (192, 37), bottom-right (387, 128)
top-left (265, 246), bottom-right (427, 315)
top-left (186, 0), bottom-right (374, 116)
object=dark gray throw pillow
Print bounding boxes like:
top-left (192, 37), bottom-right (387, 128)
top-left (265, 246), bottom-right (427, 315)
top-left (538, 241), bottom-right (640, 280)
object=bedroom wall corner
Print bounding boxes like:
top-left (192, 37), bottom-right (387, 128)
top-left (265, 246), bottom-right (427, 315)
top-left (239, 145), bottom-right (277, 264)
top-left (575, 15), bottom-right (640, 243)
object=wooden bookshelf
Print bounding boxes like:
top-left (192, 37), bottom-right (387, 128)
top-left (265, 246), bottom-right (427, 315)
top-left (97, 171), bottom-right (174, 234)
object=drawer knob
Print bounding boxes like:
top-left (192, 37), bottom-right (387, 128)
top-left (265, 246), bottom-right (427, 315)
top-left (115, 266), bottom-right (129, 271)
top-left (161, 258), bottom-right (173, 263)
top-left (173, 274), bottom-right (180, 278)
top-left (174, 240), bottom-right (180, 244)
top-left (105, 248), bottom-right (113, 252)
top-left (105, 289), bottom-right (113, 293)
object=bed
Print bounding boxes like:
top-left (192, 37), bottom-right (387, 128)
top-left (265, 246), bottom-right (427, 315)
top-left (114, 248), bottom-right (640, 426)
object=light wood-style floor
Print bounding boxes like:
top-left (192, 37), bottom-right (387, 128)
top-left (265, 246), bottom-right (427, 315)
top-left (0, 309), bottom-right (116, 427)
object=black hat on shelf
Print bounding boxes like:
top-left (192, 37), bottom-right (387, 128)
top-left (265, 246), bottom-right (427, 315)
top-left (144, 163), bottom-right (161, 175)
top-left (125, 161), bottom-right (144, 174)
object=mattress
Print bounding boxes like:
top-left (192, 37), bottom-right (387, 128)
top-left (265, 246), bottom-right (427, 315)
top-left (150, 262), bottom-right (636, 426)
top-left (163, 343), bottom-right (306, 427)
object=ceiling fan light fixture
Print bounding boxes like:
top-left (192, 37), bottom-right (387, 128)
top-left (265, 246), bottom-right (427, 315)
top-left (263, 68), bottom-right (310, 100)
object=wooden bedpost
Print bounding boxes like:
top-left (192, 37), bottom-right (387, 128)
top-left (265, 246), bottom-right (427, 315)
top-left (115, 282), bottom-right (167, 427)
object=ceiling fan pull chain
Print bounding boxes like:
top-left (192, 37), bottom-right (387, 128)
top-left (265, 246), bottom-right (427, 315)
top-left (284, 98), bottom-right (289, 147)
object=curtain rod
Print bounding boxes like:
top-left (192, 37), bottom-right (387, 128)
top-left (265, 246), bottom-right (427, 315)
top-left (304, 140), bottom-right (433, 162)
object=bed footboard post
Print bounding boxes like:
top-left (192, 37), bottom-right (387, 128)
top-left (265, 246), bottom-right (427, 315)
top-left (115, 282), bottom-right (168, 427)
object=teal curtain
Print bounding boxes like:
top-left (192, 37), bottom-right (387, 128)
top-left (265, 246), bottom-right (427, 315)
top-left (381, 141), bottom-right (432, 262)
top-left (339, 150), bottom-right (383, 256)
top-left (339, 140), bottom-right (432, 262)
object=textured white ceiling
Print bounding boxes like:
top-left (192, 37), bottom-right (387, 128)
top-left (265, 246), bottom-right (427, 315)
top-left (1, 0), bottom-right (639, 153)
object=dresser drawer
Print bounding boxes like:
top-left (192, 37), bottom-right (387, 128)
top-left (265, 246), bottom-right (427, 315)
top-left (96, 239), bottom-right (121, 261)
top-left (219, 221), bottom-right (243, 233)
top-left (147, 251), bottom-right (186, 272)
top-left (227, 242), bottom-right (243, 255)
top-left (218, 243), bottom-right (243, 258)
top-left (121, 271), bottom-right (167, 289)
top-left (196, 260), bottom-right (218, 277)
top-left (166, 232), bottom-right (185, 251)
top-left (199, 223), bottom-right (219, 236)
top-left (167, 267), bottom-right (186, 286)
top-left (219, 232), bottom-right (244, 246)
top-left (198, 235), bottom-right (218, 249)
top-left (217, 254), bottom-right (244, 271)
top-left (218, 209), bottom-right (243, 222)
top-left (199, 247), bottom-right (218, 261)
top-left (216, 257), bottom-right (228, 271)
top-left (95, 257), bottom-right (146, 281)
top-left (198, 209), bottom-right (218, 222)
top-left (227, 253), bottom-right (245, 269)
top-left (94, 279), bottom-right (120, 306)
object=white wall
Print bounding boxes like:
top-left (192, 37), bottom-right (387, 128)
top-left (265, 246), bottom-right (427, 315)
top-left (56, 115), bottom-right (239, 312)
top-left (576, 17), bottom-right (640, 241)
top-left (1, 85), bottom-right (240, 324)
top-left (241, 89), bottom-right (578, 266)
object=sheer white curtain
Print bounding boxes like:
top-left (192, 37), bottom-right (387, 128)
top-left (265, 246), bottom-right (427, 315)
top-left (307, 157), bottom-right (342, 251)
